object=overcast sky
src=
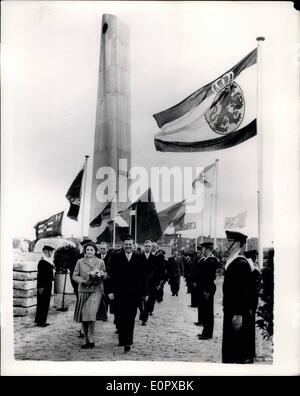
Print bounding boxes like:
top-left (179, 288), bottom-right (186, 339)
top-left (2, 1), bottom-right (299, 244)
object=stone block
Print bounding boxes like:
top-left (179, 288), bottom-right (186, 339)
top-left (13, 306), bottom-right (36, 317)
top-left (13, 271), bottom-right (37, 281)
top-left (13, 262), bottom-right (38, 272)
top-left (13, 288), bottom-right (37, 298)
top-left (13, 280), bottom-right (37, 290)
top-left (14, 297), bottom-right (37, 307)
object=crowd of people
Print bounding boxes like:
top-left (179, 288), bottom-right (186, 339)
top-left (34, 230), bottom-right (261, 363)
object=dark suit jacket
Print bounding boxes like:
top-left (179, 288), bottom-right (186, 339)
top-left (198, 256), bottom-right (218, 294)
top-left (167, 256), bottom-right (184, 279)
top-left (37, 259), bottom-right (54, 289)
top-left (141, 253), bottom-right (157, 287)
top-left (108, 250), bottom-right (148, 302)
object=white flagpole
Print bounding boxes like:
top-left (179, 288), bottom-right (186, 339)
top-left (209, 192), bottom-right (213, 237)
top-left (81, 155), bottom-right (89, 239)
top-left (200, 172), bottom-right (205, 243)
top-left (134, 205), bottom-right (137, 244)
top-left (129, 209), bottom-right (132, 234)
top-left (201, 188), bottom-right (204, 244)
top-left (214, 159), bottom-right (219, 249)
top-left (256, 36), bottom-right (265, 359)
top-left (112, 192), bottom-right (117, 249)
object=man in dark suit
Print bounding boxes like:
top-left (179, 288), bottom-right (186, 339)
top-left (108, 234), bottom-right (148, 352)
top-left (167, 249), bottom-right (184, 296)
top-left (192, 246), bottom-right (205, 325)
top-left (190, 248), bottom-right (203, 310)
top-left (34, 245), bottom-right (55, 327)
top-left (196, 242), bottom-right (218, 340)
top-left (222, 231), bottom-right (256, 363)
top-left (138, 240), bottom-right (156, 325)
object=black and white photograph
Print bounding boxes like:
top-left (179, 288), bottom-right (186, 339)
top-left (1, 1), bottom-right (299, 376)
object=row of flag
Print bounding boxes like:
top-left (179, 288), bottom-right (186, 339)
top-left (34, 159), bottom-right (246, 241)
top-left (34, 46), bottom-right (256, 241)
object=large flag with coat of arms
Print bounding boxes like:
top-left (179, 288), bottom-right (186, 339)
top-left (153, 49), bottom-right (257, 152)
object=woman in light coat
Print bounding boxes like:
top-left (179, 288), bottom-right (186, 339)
top-left (73, 242), bottom-right (106, 349)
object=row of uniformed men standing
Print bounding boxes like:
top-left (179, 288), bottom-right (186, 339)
top-left (182, 231), bottom-right (260, 363)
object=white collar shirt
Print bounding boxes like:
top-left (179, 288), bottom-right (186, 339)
top-left (125, 252), bottom-right (133, 261)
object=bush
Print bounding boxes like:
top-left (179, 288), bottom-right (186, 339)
top-left (54, 245), bottom-right (80, 274)
top-left (256, 248), bottom-right (274, 339)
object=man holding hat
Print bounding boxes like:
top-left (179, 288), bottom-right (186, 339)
top-left (196, 242), bottom-right (218, 340)
top-left (222, 231), bottom-right (256, 363)
top-left (34, 245), bottom-right (55, 327)
top-left (107, 234), bottom-right (148, 352)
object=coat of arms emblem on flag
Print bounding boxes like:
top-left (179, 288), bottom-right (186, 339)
top-left (153, 48), bottom-right (257, 152)
top-left (205, 71), bottom-right (245, 135)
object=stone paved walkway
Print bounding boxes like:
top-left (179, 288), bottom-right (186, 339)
top-left (14, 277), bottom-right (272, 362)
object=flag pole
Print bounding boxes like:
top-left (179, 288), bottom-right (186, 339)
top-left (201, 209), bottom-right (204, 243)
top-left (256, 36), bottom-right (265, 359)
top-left (214, 159), bottom-right (219, 249)
top-left (112, 191), bottom-right (117, 249)
top-left (81, 155), bottom-right (89, 238)
top-left (134, 205), bottom-right (137, 244)
top-left (209, 192), bottom-right (213, 238)
top-left (129, 209), bottom-right (132, 234)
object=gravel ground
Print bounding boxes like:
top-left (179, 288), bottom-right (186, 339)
top-left (14, 277), bottom-right (273, 363)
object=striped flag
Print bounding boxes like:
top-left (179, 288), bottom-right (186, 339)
top-left (192, 162), bottom-right (216, 188)
top-left (157, 200), bottom-right (186, 234)
top-left (34, 212), bottom-right (64, 240)
top-left (153, 49), bottom-right (257, 152)
top-left (66, 166), bottom-right (84, 221)
top-left (112, 215), bottom-right (129, 228)
top-left (224, 211), bottom-right (247, 229)
top-left (89, 200), bottom-right (112, 228)
top-left (125, 188), bottom-right (162, 242)
top-left (110, 192), bottom-right (118, 221)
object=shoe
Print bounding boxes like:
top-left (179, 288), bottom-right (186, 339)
top-left (194, 322), bottom-right (202, 326)
top-left (81, 342), bottom-right (95, 349)
top-left (36, 323), bottom-right (50, 327)
top-left (141, 321), bottom-right (147, 326)
top-left (198, 335), bottom-right (212, 340)
top-left (118, 343), bottom-right (125, 347)
top-left (115, 329), bottom-right (119, 334)
top-left (124, 345), bottom-right (131, 352)
top-left (149, 312), bottom-right (153, 316)
top-left (172, 294), bottom-right (175, 296)
top-left (78, 331), bottom-right (84, 338)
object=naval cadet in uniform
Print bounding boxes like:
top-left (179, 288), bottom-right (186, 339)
top-left (34, 245), bottom-right (55, 327)
top-left (222, 231), bottom-right (256, 363)
top-left (197, 242), bottom-right (218, 339)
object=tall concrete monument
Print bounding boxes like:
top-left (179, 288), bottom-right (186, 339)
top-left (89, 14), bottom-right (131, 241)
